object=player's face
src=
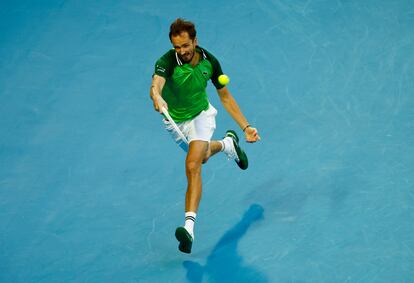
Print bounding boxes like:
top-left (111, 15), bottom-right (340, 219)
top-left (171, 32), bottom-right (197, 63)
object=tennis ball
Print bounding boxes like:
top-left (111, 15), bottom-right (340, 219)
top-left (218, 74), bottom-right (230, 85)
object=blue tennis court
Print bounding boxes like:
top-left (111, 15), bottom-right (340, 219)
top-left (1, 1), bottom-right (413, 282)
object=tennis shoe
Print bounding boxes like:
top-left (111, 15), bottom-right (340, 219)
top-left (224, 130), bottom-right (248, 170)
top-left (175, 226), bottom-right (193, 254)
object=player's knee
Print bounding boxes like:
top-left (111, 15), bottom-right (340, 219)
top-left (186, 160), bottom-right (201, 175)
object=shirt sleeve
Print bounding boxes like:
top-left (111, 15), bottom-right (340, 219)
top-left (203, 49), bottom-right (225, 89)
top-left (153, 51), bottom-right (174, 78)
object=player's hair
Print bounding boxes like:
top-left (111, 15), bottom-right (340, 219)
top-left (169, 18), bottom-right (197, 41)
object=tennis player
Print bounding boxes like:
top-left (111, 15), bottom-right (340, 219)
top-left (150, 18), bottom-right (260, 253)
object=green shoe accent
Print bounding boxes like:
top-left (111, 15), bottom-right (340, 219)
top-left (225, 130), bottom-right (248, 170)
top-left (175, 227), bottom-right (193, 254)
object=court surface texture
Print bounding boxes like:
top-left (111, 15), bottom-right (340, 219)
top-left (1, 1), bottom-right (413, 282)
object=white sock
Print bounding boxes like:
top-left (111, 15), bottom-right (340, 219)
top-left (219, 140), bottom-right (225, 152)
top-left (220, 137), bottom-right (233, 155)
top-left (184, 211), bottom-right (196, 239)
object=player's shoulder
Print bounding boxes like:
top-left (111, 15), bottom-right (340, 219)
top-left (155, 49), bottom-right (178, 77)
top-left (198, 46), bottom-right (219, 62)
top-left (157, 49), bottom-right (176, 63)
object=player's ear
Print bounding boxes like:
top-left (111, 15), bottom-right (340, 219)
top-left (193, 37), bottom-right (198, 47)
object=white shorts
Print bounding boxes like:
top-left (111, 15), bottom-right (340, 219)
top-left (163, 104), bottom-right (217, 152)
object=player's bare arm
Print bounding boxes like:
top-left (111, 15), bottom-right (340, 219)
top-left (217, 86), bottom-right (260, 143)
top-left (150, 74), bottom-right (167, 113)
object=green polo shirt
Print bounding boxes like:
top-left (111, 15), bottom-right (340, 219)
top-left (153, 46), bottom-right (224, 122)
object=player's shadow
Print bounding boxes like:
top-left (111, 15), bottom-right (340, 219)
top-left (183, 204), bottom-right (268, 283)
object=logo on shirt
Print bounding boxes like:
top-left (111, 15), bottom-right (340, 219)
top-left (156, 65), bottom-right (166, 74)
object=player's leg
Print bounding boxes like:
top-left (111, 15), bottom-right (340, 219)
top-left (176, 140), bottom-right (208, 254)
top-left (202, 140), bottom-right (222, 163)
top-left (185, 140), bottom-right (208, 212)
top-left (203, 132), bottom-right (248, 170)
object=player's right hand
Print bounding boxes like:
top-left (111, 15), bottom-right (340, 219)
top-left (152, 94), bottom-right (167, 114)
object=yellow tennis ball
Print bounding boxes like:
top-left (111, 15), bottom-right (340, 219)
top-left (218, 74), bottom-right (230, 85)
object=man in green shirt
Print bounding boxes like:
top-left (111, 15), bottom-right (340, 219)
top-left (150, 18), bottom-right (260, 254)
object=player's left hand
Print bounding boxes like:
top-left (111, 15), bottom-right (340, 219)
top-left (245, 127), bottom-right (260, 143)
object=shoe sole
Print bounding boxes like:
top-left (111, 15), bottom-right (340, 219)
top-left (225, 130), bottom-right (248, 170)
top-left (175, 227), bottom-right (192, 254)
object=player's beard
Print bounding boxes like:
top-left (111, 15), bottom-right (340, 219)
top-left (179, 49), bottom-right (195, 63)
